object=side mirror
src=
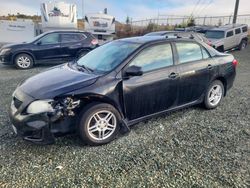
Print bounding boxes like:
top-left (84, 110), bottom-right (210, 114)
top-left (36, 41), bottom-right (42, 45)
top-left (125, 65), bottom-right (143, 77)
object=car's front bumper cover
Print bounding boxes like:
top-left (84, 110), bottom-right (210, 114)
top-left (9, 89), bottom-right (56, 144)
top-left (0, 54), bottom-right (12, 64)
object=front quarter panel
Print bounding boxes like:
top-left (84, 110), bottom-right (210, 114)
top-left (63, 74), bottom-right (125, 117)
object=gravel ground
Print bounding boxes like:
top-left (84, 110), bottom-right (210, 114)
top-left (0, 49), bottom-right (249, 188)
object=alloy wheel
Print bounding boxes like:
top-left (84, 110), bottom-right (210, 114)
top-left (17, 56), bottom-right (31, 69)
top-left (208, 84), bottom-right (223, 106)
top-left (87, 110), bottom-right (117, 141)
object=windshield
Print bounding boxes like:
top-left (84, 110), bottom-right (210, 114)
top-left (77, 41), bottom-right (140, 73)
top-left (205, 31), bottom-right (225, 39)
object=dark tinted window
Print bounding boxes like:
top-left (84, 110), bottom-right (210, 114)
top-left (176, 43), bottom-right (203, 64)
top-left (242, 26), bottom-right (248, 32)
top-left (235, 28), bottom-right (241, 34)
top-left (61, 33), bottom-right (86, 43)
top-left (205, 31), bottom-right (225, 39)
top-left (129, 44), bottom-right (173, 72)
top-left (226, 31), bottom-right (234, 37)
top-left (40, 33), bottom-right (60, 44)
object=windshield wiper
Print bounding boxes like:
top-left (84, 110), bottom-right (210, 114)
top-left (77, 64), bottom-right (94, 73)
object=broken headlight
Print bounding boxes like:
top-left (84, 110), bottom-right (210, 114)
top-left (26, 100), bottom-right (54, 114)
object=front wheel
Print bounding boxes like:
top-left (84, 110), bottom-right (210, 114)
top-left (78, 103), bottom-right (121, 145)
top-left (204, 80), bottom-right (224, 109)
top-left (15, 53), bottom-right (34, 69)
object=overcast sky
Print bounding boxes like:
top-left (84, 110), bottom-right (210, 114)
top-left (0, 0), bottom-right (250, 22)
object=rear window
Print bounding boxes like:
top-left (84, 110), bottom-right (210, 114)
top-left (61, 33), bottom-right (86, 43)
top-left (242, 26), bottom-right (248, 32)
top-left (205, 31), bottom-right (225, 39)
top-left (176, 42), bottom-right (203, 64)
top-left (226, 31), bottom-right (234, 37)
top-left (235, 28), bottom-right (241, 34)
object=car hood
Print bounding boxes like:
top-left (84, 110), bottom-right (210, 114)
top-left (207, 38), bottom-right (223, 44)
top-left (18, 64), bottom-right (99, 99)
top-left (1, 42), bottom-right (29, 49)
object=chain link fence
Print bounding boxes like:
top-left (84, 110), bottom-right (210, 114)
top-left (131, 14), bottom-right (250, 28)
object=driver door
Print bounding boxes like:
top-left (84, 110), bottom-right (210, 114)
top-left (32, 33), bottom-right (62, 61)
top-left (122, 43), bottom-right (179, 120)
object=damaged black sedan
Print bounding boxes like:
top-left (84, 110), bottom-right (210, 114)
top-left (9, 36), bottom-right (237, 145)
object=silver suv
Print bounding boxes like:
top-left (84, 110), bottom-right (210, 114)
top-left (205, 24), bottom-right (248, 52)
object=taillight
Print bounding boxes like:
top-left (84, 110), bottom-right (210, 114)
top-left (232, 59), bottom-right (238, 67)
top-left (208, 40), bottom-right (212, 46)
top-left (91, 39), bottom-right (99, 45)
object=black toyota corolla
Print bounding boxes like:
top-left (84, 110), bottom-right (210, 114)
top-left (9, 36), bottom-right (237, 145)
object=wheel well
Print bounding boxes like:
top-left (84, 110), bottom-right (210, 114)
top-left (13, 52), bottom-right (35, 64)
top-left (78, 96), bottom-right (124, 119)
top-left (241, 37), bottom-right (248, 42)
top-left (214, 77), bottom-right (227, 96)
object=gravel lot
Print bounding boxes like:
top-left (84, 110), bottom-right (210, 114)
top-left (0, 48), bottom-right (249, 187)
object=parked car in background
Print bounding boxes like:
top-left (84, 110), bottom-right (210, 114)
top-left (205, 24), bottom-right (248, 52)
top-left (144, 31), bottom-right (211, 46)
top-left (10, 36), bottom-right (237, 145)
top-left (0, 30), bottom-right (98, 69)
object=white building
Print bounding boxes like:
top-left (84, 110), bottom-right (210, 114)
top-left (40, 2), bottom-right (77, 32)
top-left (85, 13), bottom-right (116, 43)
top-left (0, 19), bottom-right (36, 44)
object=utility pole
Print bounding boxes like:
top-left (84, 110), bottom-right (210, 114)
top-left (82, 0), bottom-right (84, 19)
top-left (233, 0), bottom-right (240, 24)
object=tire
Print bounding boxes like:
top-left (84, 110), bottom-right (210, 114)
top-left (78, 103), bottom-right (121, 145)
top-left (15, 53), bottom-right (34, 69)
top-left (204, 80), bottom-right (224, 109)
top-left (238, 40), bottom-right (247, 51)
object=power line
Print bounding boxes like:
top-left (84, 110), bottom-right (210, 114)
top-left (196, 0), bottom-right (213, 16)
top-left (190, 0), bottom-right (203, 17)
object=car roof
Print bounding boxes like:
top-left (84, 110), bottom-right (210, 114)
top-left (209, 24), bottom-right (248, 31)
top-left (43, 30), bottom-right (88, 34)
top-left (145, 31), bottom-right (181, 36)
top-left (117, 36), bottom-right (196, 45)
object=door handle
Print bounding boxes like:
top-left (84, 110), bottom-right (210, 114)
top-left (207, 64), bottom-right (213, 70)
top-left (169, 72), bottom-right (179, 79)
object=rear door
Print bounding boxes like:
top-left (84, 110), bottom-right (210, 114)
top-left (60, 32), bottom-right (88, 60)
top-left (174, 41), bottom-right (212, 106)
top-left (123, 43), bottom-right (179, 120)
top-left (224, 30), bottom-right (235, 50)
top-left (32, 33), bottom-right (62, 61)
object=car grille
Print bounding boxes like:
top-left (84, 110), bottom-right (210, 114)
top-left (13, 97), bottom-right (22, 109)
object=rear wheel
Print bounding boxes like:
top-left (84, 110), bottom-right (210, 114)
top-left (78, 103), bottom-right (121, 145)
top-left (204, 80), bottom-right (224, 109)
top-left (239, 40), bottom-right (247, 50)
top-left (15, 53), bottom-right (34, 69)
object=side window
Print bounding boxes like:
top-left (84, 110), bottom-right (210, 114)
top-left (242, 26), bottom-right (248, 33)
top-left (226, 31), bottom-right (234, 37)
top-left (176, 42), bottom-right (203, 64)
top-left (40, 33), bottom-right (60, 44)
top-left (235, 28), bottom-right (241, 34)
top-left (202, 47), bottom-right (210, 59)
top-left (61, 33), bottom-right (86, 43)
top-left (129, 43), bottom-right (173, 72)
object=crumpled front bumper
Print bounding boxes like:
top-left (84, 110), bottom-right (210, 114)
top-left (9, 89), bottom-right (55, 145)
